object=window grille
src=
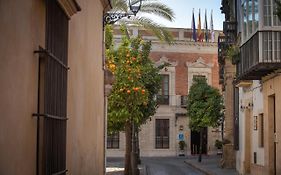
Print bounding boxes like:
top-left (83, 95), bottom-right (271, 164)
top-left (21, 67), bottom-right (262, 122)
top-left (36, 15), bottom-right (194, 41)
top-left (155, 119), bottom-right (169, 149)
top-left (107, 133), bottom-right (120, 149)
top-left (157, 75), bottom-right (169, 105)
top-left (34, 0), bottom-right (69, 174)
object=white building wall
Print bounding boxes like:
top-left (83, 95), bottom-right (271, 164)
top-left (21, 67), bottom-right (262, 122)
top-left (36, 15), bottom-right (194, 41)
top-left (251, 80), bottom-right (264, 166)
top-left (236, 80), bottom-right (264, 174)
top-left (236, 86), bottom-right (252, 174)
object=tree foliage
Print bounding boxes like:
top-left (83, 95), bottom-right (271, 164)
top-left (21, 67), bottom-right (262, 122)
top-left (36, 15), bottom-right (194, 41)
top-left (187, 77), bottom-right (224, 132)
top-left (105, 25), bottom-right (162, 133)
top-left (109, 0), bottom-right (175, 44)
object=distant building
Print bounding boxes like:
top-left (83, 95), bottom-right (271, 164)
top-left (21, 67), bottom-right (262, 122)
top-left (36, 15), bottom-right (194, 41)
top-left (107, 27), bottom-right (222, 157)
top-left (0, 0), bottom-right (111, 174)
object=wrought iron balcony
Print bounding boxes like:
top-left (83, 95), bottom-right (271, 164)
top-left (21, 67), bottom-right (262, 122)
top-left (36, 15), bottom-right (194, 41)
top-left (157, 95), bottom-right (169, 105)
top-left (223, 21), bottom-right (237, 44)
top-left (223, 21), bottom-right (237, 32)
top-left (218, 35), bottom-right (227, 64)
top-left (219, 66), bottom-right (224, 85)
top-left (180, 95), bottom-right (187, 107)
top-left (237, 31), bottom-right (281, 80)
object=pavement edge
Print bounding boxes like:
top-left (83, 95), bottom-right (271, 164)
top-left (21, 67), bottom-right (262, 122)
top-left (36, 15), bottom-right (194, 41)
top-left (184, 160), bottom-right (213, 175)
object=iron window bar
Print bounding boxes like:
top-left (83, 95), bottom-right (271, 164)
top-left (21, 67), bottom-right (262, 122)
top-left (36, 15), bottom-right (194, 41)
top-left (34, 46), bottom-right (70, 70)
top-left (33, 113), bottom-right (68, 121)
top-left (52, 169), bottom-right (68, 175)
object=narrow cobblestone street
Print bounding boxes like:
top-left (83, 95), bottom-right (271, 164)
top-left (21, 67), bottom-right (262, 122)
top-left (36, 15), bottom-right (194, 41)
top-left (106, 157), bottom-right (204, 175)
top-left (143, 157), bottom-right (204, 175)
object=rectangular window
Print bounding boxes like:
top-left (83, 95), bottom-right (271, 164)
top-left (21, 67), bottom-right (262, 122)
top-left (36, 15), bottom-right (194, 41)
top-left (192, 75), bottom-right (207, 85)
top-left (193, 75), bottom-right (206, 80)
top-left (263, 31), bottom-right (273, 62)
top-left (35, 0), bottom-right (69, 174)
top-left (155, 119), bottom-right (169, 149)
top-left (262, 31), bottom-right (281, 62)
top-left (258, 113), bottom-right (264, 147)
top-left (264, 0), bottom-right (272, 26)
top-left (273, 0), bottom-right (281, 26)
top-left (248, 0), bottom-right (253, 35)
top-left (157, 75), bottom-right (169, 105)
top-left (253, 0), bottom-right (259, 31)
top-left (242, 1), bottom-right (248, 39)
top-left (107, 132), bottom-right (120, 149)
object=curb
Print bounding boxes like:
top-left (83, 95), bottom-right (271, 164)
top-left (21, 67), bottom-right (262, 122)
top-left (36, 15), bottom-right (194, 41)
top-left (184, 160), bottom-right (214, 175)
top-left (139, 164), bottom-right (148, 175)
top-left (143, 165), bottom-right (148, 175)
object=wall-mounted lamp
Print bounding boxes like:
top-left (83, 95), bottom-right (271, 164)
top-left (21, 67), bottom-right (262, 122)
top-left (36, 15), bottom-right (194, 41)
top-left (103, 0), bottom-right (142, 25)
top-left (179, 125), bottom-right (184, 131)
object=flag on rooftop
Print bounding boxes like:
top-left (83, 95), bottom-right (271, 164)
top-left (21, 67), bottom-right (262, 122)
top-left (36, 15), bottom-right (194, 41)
top-left (204, 9), bottom-right (208, 42)
top-left (210, 10), bottom-right (215, 42)
top-left (197, 9), bottom-right (203, 42)
top-left (191, 9), bottom-right (197, 42)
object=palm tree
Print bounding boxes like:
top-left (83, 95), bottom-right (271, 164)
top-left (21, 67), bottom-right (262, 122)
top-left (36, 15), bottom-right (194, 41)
top-left (108, 0), bottom-right (175, 44)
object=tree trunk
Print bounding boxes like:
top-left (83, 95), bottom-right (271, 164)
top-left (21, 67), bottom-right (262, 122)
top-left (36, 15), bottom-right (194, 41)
top-left (136, 129), bottom-right (141, 164)
top-left (125, 122), bottom-right (132, 175)
top-left (198, 128), bottom-right (203, 162)
top-left (131, 122), bottom-right (139, 175)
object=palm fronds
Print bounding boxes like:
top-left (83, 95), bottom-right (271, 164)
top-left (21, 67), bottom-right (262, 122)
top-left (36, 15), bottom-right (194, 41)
top-left (109, 0), bottom-right (175, 44)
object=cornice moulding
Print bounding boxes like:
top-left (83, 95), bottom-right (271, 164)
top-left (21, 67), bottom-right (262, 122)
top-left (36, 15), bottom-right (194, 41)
top-left (154, 56), bottom-right (178, 67)
top-left (57, 0), bottom-right (81, 18)
top-left (186, 57), bottom-right (214, 68)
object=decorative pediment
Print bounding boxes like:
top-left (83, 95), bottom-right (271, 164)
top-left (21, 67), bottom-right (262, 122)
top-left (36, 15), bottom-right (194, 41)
top-left (154, 56), bottom-right (178, 67)
top-left (186, 57), bottom-right (214, 68)
top-left (58, 0), bottom-right (81, 18)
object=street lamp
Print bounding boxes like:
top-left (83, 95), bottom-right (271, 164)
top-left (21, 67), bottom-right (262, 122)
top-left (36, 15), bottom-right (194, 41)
top-left (129, 0), bottom-right (142, 15)
top-left (103, 0), bottom-right (142, 25)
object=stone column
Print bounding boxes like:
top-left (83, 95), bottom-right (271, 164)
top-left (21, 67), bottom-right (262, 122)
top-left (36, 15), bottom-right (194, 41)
top-left (221, 59), bottom-right (236, 168)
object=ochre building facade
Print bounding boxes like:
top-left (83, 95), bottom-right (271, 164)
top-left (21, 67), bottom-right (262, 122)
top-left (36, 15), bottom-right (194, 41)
top-left (0, 0), bottom-right (110, 174)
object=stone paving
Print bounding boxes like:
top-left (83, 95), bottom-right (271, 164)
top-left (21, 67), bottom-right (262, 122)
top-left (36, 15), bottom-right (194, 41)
top-left (184, 155), bottom-right (239, 175)
top-left (106, 157), bottom-right (146, 175)
top-left (107, 155), bottom-right (239, 175)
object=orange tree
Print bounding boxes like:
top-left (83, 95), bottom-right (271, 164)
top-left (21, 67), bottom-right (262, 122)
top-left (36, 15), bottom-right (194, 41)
top-left (105, 25), bottom-right (162, 175)
top-left (187, 77), bottom-right (224, 162)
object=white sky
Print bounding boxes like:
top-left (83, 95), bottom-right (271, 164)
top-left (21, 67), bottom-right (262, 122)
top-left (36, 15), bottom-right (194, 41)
top-left (142, 0), bottom-right (224, 30)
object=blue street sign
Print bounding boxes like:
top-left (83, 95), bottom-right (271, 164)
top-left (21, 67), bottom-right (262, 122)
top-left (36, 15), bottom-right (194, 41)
top-left (178, 133), bottom-right (184, 141)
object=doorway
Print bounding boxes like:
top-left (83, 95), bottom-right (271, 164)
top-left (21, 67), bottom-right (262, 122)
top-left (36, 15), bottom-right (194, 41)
top-left (191, 127), bottom-right (208, 154)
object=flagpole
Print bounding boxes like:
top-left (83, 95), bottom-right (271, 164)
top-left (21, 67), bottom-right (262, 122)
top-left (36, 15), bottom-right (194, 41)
top-left (210, 9), bottom-right (214, 43)
top-left (192, 8), bottom-right (197, 42)
top-left (190, 9), bottom-right (193, 41)
top-left (204, 9), bottom-right (208, 42)
top-left (198, 9), bottom-right (202, 42)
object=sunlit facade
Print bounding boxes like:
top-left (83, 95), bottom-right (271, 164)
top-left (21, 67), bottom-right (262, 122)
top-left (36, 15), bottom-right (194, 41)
top-left (107, 26), bottom-right (222, 157)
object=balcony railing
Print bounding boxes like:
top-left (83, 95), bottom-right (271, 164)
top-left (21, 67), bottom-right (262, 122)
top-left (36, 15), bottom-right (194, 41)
top-left (223, 21), bottom-right (237, 44)
top-left (237, 31), bottom-right (281, 80)
top-left (180, 95), bottom-right (187, 107)
top-left (157, 95), bottom-right (169, 105)
top-left (218, 35), bottom-right (227, 64)
top-left (223, 21), bottom-right (237, 32)
top-left (219, 66), bottom-right (224, 84)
